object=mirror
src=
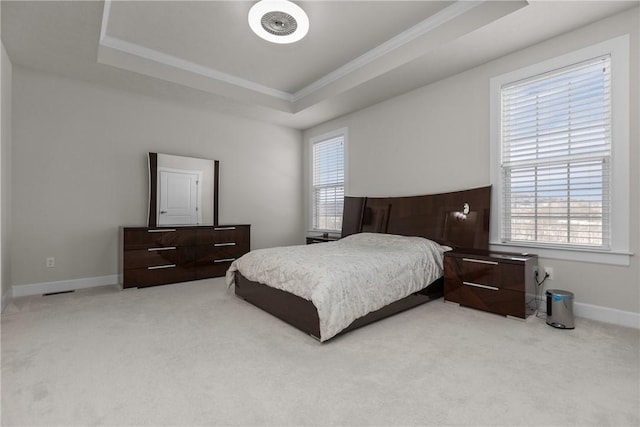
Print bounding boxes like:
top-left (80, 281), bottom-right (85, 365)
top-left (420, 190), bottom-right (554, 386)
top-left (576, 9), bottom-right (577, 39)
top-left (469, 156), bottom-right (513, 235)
top-left (148, 152), bottom-right (219, 227)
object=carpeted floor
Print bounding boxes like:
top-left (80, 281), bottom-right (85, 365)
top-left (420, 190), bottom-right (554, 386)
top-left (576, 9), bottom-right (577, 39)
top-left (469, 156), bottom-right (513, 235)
top-left (1, 278), bottom-right (639, 426)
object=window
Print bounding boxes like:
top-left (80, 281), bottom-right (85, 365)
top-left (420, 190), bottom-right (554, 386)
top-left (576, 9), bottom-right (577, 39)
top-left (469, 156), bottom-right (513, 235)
top-left (310, 129), bottom-right (346, 232)
top-left (502, 56), bottom-right (611, 248)
top-left (490, 36), bottom-right (630, 265)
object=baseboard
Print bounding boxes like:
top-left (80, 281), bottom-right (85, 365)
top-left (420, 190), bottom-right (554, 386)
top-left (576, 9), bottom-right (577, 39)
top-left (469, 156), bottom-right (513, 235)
top-left (12, 275), bottom-right (119, 298)
top-left (533, 295), bottom-right (639, 329)
top-left (574, 301), bottom-right (639, 329)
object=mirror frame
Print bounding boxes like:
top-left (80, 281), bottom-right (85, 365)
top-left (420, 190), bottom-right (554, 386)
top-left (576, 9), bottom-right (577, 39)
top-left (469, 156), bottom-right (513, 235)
top-left (148, 152), bottom-right (219, 227)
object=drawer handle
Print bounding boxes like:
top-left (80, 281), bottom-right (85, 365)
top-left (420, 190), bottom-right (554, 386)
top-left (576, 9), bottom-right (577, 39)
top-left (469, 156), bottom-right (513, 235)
top-left (148, 246), bottom-right (176, 251)
top-left (213, 258), bottom-right (236, 263)
top-left (147, 264), bottom-right (176, 270)
top-left (462, 258), bottom-right (498, 265)
top-left (463, 281), bottom-right (499, 291)
top-left (147, 229), bottom-right (176, 233)
top-left (213, 242), bottom-right (236, 247)
top-left (213, 227), bottom-right (236, 231)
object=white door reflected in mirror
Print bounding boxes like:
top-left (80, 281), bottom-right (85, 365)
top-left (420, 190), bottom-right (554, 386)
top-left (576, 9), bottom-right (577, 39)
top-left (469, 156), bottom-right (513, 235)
top-left (149, 152), bottom-right (218, 227)
top-left (158, 168), bottom-right (202, 225)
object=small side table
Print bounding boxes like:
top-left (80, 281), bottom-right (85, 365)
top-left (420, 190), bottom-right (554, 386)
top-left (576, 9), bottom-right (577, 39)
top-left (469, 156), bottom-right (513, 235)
top-left (444, 248), bottom-right (538, 319)
top-left (306, 236), bottom-right (340, 244)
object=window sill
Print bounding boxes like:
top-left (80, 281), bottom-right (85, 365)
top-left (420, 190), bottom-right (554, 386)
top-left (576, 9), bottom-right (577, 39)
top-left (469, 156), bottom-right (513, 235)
top-left (489, 242), bottom-right (632, 266)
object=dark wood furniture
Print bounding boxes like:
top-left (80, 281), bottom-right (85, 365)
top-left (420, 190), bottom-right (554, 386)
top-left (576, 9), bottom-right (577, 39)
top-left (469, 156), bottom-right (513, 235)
top-left (341, 186), bottom-right (491, 247)
top-left (305, 236), bottom-right (340, 244)
top-left (121, 225), bottom-right (250, 288)
top-left (235, 273), bottom-right (444, 339)
top-left (235, 186), bottom-right (491, 341)
top-left (444, 248), bottom-right (538, 318)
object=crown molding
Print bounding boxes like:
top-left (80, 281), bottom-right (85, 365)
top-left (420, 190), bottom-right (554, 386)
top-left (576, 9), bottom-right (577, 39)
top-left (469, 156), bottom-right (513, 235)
top-left (291, 0), bottom-right (484, 101)
top-left (99, 0), bottom-right (484, 105)
top-left (99, 1), bottom-right (292, 101)
top-left (100, 0), bottom-right (112, 43)
top-left (99, 34), bottom-right (294, 101)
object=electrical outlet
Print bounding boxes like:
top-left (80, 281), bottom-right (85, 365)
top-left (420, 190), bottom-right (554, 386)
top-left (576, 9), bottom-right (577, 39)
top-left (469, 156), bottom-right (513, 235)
top-left (46, 257), bottom-right (55, 268)
top-left (544, 267), bottom-right (553, 280)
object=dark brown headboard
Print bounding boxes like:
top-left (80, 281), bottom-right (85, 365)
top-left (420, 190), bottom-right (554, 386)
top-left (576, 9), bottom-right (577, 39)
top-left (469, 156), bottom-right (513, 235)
top-left (341, 186), bottom-right (491, 250)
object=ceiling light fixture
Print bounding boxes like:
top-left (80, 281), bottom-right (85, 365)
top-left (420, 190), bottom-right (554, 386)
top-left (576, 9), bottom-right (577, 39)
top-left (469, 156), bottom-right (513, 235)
top-left (248, 0), bottom-right (309, 44)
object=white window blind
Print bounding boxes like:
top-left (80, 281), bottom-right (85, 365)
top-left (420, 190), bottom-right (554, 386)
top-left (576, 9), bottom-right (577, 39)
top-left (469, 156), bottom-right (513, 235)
top-left (500, 55), bottom-right (611, 249)
top-left (312, 135), bottom-right (345, 232)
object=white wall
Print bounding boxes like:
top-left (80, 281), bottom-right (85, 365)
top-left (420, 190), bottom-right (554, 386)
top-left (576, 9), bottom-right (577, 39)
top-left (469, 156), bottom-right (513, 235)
top-left (11, 67), bottom-right (303, 290)
top-left (1, 38), bottom-right (13, 309)
top-left (304, 9), bottom-right (640, 316)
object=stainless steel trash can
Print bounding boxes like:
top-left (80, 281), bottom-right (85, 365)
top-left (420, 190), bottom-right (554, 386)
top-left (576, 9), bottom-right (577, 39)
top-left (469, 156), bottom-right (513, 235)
top-left (546, 289), bottom-right (575, 329)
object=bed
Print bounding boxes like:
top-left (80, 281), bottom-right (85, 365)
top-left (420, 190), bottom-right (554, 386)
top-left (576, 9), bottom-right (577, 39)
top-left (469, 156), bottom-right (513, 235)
top-left (227, 186), bottom-right (491, 341)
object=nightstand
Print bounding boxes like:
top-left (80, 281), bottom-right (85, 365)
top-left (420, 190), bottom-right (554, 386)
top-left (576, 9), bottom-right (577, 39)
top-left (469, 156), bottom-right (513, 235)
top-left (444, 248), bottom-right (538, 319)
top-left (306, 236), bottom-right (339, 244)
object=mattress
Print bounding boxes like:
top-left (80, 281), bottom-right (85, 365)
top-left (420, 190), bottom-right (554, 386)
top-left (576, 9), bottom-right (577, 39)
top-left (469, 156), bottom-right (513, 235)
top-left (226, 233), bottom-right (449, 341)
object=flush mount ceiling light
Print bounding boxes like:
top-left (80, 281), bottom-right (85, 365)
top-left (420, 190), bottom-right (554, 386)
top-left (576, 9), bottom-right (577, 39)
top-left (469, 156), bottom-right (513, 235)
top-left (248, 0), bottom-right (309, 44)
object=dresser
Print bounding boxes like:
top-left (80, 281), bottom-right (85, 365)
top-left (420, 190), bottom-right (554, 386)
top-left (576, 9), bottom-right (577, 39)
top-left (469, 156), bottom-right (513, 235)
top-left (120, 225), bottom-right (250, 288)
top-left (444, 248), bottom-right (538, 319)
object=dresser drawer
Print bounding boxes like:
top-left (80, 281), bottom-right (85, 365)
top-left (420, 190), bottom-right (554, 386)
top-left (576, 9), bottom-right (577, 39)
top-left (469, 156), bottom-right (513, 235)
top-left (459, 257), bottom-right (501, 288)
top-left (120, 225), bottom-right (250, 288)
top-left (444, 278), bottom-right (527, 318)
top-left (123, 228), bottom-right (196, 250)
top-left (195, 245), bottom-right (248, 262)
top-left (195, 225), bottom-right (250, 245)
top-left (194, 261), bottom-right (233, 280)
top-left (123, 247), bottom-right (194, 270)
top-left (501, 263), bottom-right (529, 292)
top-left (194, 245), bottom-right (247, 280)
top-left (443, 249), bottom-right (537, 319)
top-left (123, 265), bottom-right (195, 288)
top-left (445, 255), bottom-right (527, 292)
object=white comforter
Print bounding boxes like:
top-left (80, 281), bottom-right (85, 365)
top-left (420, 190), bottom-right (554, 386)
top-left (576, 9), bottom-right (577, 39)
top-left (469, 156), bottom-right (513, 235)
top-left (226, 233), bottom-right (448, 341)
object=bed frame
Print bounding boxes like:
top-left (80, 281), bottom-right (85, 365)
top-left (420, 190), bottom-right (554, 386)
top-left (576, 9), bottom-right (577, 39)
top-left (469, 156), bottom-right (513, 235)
top-left (235, 186), bottom-right (491, 341)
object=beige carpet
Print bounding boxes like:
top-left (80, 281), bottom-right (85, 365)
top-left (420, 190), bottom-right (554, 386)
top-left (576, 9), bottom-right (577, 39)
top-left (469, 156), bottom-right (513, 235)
top-left (2, 278), bottom-right (639, 426)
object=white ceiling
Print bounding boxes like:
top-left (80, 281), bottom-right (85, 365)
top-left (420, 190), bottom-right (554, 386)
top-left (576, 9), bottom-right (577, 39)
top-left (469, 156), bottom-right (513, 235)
top-left (2, 1), bottom-right (637, 129)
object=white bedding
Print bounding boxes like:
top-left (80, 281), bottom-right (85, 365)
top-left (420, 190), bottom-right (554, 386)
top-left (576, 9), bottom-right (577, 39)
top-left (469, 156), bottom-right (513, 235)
top-left (225, 233), bottom-right (448, 341)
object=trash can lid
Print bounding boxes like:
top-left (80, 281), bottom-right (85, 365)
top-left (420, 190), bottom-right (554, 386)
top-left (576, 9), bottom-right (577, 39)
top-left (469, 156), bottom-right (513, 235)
top-left (546, 289), bottom-right (574, 297)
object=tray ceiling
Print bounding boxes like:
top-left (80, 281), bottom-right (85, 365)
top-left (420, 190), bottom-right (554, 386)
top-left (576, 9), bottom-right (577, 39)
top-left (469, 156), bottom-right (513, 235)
top-left (2, 1), bottom-right (637, 129)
